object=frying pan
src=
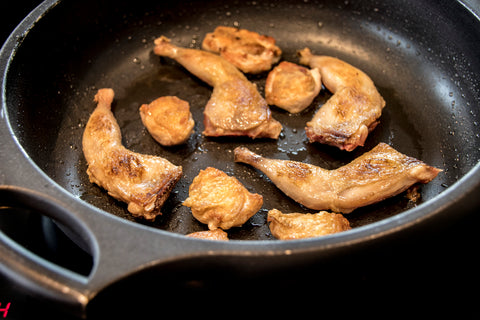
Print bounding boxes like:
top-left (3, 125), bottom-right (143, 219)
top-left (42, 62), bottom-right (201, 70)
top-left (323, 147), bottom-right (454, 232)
top-left (1, 0), bottom-right (479, 315)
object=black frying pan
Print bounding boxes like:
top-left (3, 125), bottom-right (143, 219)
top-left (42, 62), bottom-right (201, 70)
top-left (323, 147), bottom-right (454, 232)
top-left (1, 0), bottom-right (479, 316)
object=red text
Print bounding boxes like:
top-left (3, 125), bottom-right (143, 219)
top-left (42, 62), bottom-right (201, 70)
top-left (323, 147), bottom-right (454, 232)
top-left (0, 303), bottom-right (10, 318)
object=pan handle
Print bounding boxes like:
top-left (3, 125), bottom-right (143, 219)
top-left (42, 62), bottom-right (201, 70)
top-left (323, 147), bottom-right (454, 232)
top-left (0, 185), bottom-right (204, 317)
top-left (0, 186), bottom-right (93, 315)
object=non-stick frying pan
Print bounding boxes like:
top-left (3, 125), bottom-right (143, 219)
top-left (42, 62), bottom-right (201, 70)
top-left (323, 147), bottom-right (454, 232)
top-left (1, 0), bottom-right (479, 316)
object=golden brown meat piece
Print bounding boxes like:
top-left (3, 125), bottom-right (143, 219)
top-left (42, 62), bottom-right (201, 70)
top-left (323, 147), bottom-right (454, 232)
top-left (139, 96), bottom-right (194, 146)
top-left (202, 26), bottom-right (282, 74)
top-left (267, 209), bottom-right (351, 240)
top-left (298, 48), bottom-right (386, 151)
top-left (234, 143), bottom-right (441, 213)
top-left (183, 167), bottom-right (263, 230)
top-left (154, 36), bottom-right (282, 139)
top-left (265, 61), bottom-right (321, 113)
top-left (186, 229), bottom-right (229, 241)
top-left (82, 89), bottom-right (182, 220)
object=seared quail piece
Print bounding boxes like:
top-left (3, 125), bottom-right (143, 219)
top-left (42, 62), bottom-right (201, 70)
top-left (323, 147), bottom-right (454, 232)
top-left (203, 77), bottom-right (283, 138)
top-left (234, 143), bottom-right (441, 213)
top-left (183, 167), bottom-right (263, 230)
top-left (82, 89), bottom-right (182, 220)
top-left (267, 209), bottom-right (351, 240)
top-left (298, 48), bottom-right (386, 151)
top-left (154, 36), bottom-right (282, 139)
top-left (202, 26), bottom-right (282, 74)
top-left (139, 96), bottom-right (194, 146)
top-left (186, 229), bottom-right (229, 241)
top-left (265, 61), bottom-right (321, 113)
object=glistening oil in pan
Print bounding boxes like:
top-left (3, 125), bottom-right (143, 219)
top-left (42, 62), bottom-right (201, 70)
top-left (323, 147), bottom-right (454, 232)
top-left (109, 68), bottom-right (422, 238)
top-left (27, 0), bottom-right (471, 241)
top-left (59, 56), bottom-right (444, 240)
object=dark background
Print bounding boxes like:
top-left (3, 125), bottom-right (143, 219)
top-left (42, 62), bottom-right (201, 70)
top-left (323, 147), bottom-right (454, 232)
top-left (0, 1), bottom-right (479, 318)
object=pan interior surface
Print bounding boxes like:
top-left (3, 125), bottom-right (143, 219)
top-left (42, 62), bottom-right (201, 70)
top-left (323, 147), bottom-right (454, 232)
top-left (4, 0), bottom-right (480, 240)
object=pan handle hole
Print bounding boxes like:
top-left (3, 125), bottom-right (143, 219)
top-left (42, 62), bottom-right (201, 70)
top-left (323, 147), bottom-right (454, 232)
top-left (0, 190), bottom-right (94, 277)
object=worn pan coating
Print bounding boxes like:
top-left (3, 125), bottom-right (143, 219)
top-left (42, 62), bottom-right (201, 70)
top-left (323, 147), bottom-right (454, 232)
top-left (1, 0), bottom-right (479, 315)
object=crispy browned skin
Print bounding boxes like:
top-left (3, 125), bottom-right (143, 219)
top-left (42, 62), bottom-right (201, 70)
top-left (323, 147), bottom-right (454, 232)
top-left (186, 229), bottom-right (229, 241)
top-left (82, 89), bottom-right (182, 220)
top-left (183, 167), bottom-right (263, 230)
top-left (139, 96), bottom-right (194, 146)
top-left (234, 143), bottom-right (441, 213)
top-left (154, 36), bottom-right (282, 139)
top-left (265, 61), bottom-right (322, 113)
top-left (298, 48), bottom-right (386, 151)
top-left (202, 26), bottom-right (282, 74)
top-left (267, 209), bottom-right (351, 240)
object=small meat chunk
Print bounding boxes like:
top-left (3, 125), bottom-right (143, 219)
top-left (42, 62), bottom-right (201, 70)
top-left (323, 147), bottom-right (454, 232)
top-left (186, 229), bottom-right (229, 241)
top-left (139, 96), bottom-right (194, 146)
top-left (267, 209), bottom-right (351, 240)
top-left (202, 26), bottom-right (282, 74)
top-left (265, 61), bottom-right (321, 113)
top-left (183, 167), bottom-right (263, 230)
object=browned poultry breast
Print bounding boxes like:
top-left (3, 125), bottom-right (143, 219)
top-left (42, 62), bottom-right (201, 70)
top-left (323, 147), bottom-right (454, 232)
top-left (183, 167), bottom-right (263, 230)
top-left (298, 48), bottom-right (386, 151)
top-left (82, 88), bottom-right (182, 220)
top-left (234, 143), bottom-right (441, 213)
top-left (186, 229), bottom-right (229, 241)
top-left (139, 96), bottom-right (194, 146)
top-left (202, 26), bottom-right (282, 74)
top-left (154, 36), bottom-right (282, 139)
top-left (265, 61), bottom-right (322, 113)
top-left (267, 209), bottom-right (351, 240)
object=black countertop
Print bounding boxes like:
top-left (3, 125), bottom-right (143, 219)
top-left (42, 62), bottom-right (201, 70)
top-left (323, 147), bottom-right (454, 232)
top-left (1, 1), bottom-right (479, 318)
